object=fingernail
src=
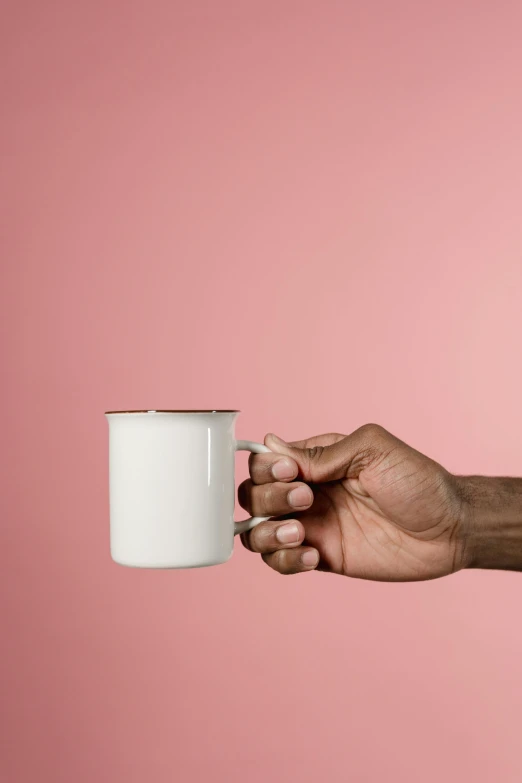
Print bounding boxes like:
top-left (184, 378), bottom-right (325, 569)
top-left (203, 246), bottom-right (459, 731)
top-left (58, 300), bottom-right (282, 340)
top-left (301, 549), bottom-right (319, 568)
top-left (288, 486), bottom-right (313, 508)
top-left (276, 522), bottom-right (300, 544)
top-left (272, 459), bottom-right (296, 480)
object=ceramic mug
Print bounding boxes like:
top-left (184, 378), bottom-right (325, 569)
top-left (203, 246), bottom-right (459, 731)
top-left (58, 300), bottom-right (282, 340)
top-left (106, 410), bottom-right (273, 568)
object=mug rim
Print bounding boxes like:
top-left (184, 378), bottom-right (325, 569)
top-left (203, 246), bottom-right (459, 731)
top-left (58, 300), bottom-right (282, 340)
top-left (105, 409), bottom-right (240, 415)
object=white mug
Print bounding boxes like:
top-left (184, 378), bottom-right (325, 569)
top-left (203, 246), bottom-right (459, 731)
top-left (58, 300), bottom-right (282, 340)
top-left (106, 410), bottom-right (273, 568)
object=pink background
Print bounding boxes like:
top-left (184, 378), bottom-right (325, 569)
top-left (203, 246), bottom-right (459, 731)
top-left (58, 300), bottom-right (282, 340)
top-left (3, 1), bottom-right (522, 781)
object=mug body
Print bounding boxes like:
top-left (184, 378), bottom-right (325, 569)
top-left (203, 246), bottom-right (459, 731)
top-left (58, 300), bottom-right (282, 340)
top-left (106, 410), bottom-right (239, 568)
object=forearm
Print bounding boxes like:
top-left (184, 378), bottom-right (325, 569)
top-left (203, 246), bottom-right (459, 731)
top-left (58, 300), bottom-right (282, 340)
top-left (458, 476), bottom-right (522, 571)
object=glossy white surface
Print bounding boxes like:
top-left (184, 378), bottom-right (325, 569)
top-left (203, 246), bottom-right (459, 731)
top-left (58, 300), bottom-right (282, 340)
top-left (106, 411), bottom-right (270, 568)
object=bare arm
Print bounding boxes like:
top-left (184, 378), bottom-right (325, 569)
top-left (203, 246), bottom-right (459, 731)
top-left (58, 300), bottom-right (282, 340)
top-left (459, 477), bottom-right (522, 572)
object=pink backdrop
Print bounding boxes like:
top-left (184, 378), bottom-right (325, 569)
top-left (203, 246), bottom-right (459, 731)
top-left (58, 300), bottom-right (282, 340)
top-left (3, 2), bottom-right (522, 781)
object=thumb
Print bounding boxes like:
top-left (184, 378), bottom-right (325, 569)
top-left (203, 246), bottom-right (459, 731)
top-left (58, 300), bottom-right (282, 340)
top-left (265, 425), bottom-right (394, 484)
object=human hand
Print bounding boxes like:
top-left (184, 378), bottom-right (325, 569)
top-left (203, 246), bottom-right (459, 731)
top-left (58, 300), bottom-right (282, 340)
top-left (239, 424), bottom-right (470, 581)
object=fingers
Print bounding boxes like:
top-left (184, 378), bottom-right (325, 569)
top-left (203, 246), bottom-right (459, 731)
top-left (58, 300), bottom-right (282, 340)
top-left (247, 451), bottom-right (298, 485)
top-left (245, 434), bottom-right (344, 487)
top-left (264, 425), bottom-right (398, 484)
top-left (241, 519), bottom-right (320, 575)
top-left (238, 478), bottom-right (314, 517)
top-left (262, 547), bottom-right (320, 575)
top-left (242, 518), bottom-right (306, 553)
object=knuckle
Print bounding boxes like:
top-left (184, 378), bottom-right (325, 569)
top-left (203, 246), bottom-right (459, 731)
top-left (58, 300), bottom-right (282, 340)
top-left (360, 423), bottom-right (385, 438)
top-left (275, 549), bottom-right (293, 575)
top-left (248, 452), bottom-right (259, 470)
top-left (306, 445), bottom-right (324, 461)
top-left (241, 531), bottom-right (255, 552)
top-left (249, 452), bottom-right (272, 479)
top-left (303, 445), bottom-right (325, 484)
top-left (261, 482), bottom-right (276, 513)
top-left (249, 524), bottom-right (268, 553)
top-left (358, 424), bottom-right (392, 454)
top-left (263, 549), bottom-right (293, 575)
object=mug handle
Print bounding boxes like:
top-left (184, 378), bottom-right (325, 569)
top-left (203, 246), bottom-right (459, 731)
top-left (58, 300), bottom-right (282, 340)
top-left (234, 440), bottom-right (272, 535)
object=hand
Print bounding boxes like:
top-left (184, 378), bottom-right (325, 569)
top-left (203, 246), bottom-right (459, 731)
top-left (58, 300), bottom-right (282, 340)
top-left (239, 424), bottom-right (470, 581)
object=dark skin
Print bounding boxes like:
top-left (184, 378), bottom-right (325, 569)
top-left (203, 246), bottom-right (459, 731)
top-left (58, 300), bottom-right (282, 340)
top-left (238, 425), bottom-right (522, 579)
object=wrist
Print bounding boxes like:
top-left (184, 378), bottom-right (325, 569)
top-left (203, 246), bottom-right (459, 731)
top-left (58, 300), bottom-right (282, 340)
top-left (456, 476), bottom-right (522, 571)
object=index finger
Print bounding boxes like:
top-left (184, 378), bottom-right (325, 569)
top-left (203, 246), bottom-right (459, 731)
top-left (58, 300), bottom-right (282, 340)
top-left (286, 432), bottom-right (346, 449)
top-left (248, 451), bottom-right (299, 485)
